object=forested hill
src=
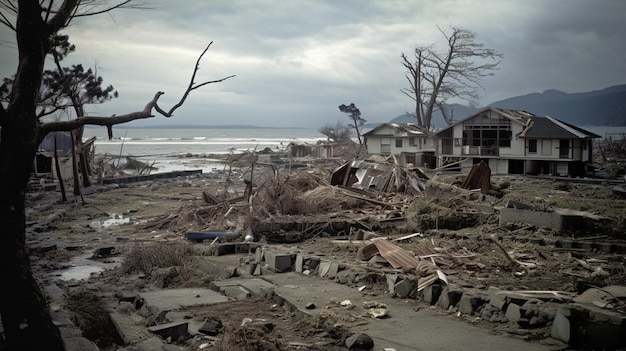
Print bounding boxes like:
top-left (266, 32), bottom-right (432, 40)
top-left (489, 84), bottom-right (626, 126)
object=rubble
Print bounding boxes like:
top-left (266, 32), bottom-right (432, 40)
top-left (24, 155), bottom-right (626, 350)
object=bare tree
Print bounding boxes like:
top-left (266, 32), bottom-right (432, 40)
top-left (338, 103), bottom-right (366, 145)
top-left (318, 121), bottom-right (351, 143)
top-left (0, 2), bottom-right (233, 349)
top-left (401, 26), bottom-right (502, 130)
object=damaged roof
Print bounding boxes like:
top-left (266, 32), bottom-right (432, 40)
top-left (363, 123), bottom-right (430, 137)
top-left (519, 116), bottom-right (601, 139)
top-left (435, 107), bottom-right (534, 135)
top-left (330, 159), bottom-right (428, 194)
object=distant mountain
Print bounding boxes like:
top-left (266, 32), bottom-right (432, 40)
top-left (383, 84), bottom-right (626, 127)
top-left (489, 85), bottom-right (626, 126)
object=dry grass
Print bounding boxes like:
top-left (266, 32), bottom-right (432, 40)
top-left (64, 290), bottom-right (120, 347)
top-left (214, 325), bottom-right (285, 351)
top-left (120, 241), bottom-right (191, 275)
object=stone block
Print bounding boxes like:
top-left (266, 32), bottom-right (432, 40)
top-left (386, 274), bottom-right (399, 295)
top-left (146, 320), bottom-right (188, 342)
top-left (505, 303), bottom-right (523, 323)
top-left (336, 270), bottom-right (356, 285)
top-left (551, 307), bottom-right (571, 344)
top-left (318, 260), bottom-right (331, 278)
top-left (345, 333), bottom-right (374, 350)
top-left (499, 207), bottom-right (565, 231)
top-left (198, 317), bottom-right (223, 336)
top-left (295, 254), bottom-right (304, 273)
top-left (423, 283), bottom-right (443, 305)
top-left (395, 279), bottom-right (416, 299)
top-left (264, 251), bottom-right (293, 272)
top-left (110, 313), bottom-right (151, 345)
top-left (221, 285), bottom-right (251, 300)
top-left (327, 262), bottom-right (340, 279)
top-left (459, 293), bottom-right (487, 315)
top-left (307, 257), bottom-right (321, 271)
top-left (488, 288), bottom-right (508, 311)
top-left (437, 287), bottom-right (463, 309)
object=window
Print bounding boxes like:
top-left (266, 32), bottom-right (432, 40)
top-left (409, 137), bottom-right (416, 146)
top-left (395, 138), bottom-right (403, 147)
top-left (528, 139), bottom-right (537, 153)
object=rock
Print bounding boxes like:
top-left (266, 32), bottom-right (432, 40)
top-left (345, 333), bottom-right (374, 350)
top-left (198, 316), bottom-right (223, 336)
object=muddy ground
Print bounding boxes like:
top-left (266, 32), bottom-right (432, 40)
top-left (25, 159), bottom-right (626, 350)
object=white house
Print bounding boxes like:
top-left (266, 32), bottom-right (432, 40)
top-left (362, 123), bottom-right (435, 167)
top-left (434, 107), bottom-right (600, 176)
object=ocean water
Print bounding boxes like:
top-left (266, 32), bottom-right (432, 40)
top-left (83, 127), bottom-right (325, 174)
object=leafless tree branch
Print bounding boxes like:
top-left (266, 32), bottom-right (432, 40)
top-left (37, 42), bottom-right (234, 142)
top-left (153, 42), bottom-right (235, 117)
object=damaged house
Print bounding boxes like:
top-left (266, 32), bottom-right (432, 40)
top-left (362, 123), bottom-right (435, 168)
top-left (435, 107), bottom-right (600, 176)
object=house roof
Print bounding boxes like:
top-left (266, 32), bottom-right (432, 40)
top-left (519, 116), bottom-right (601, 139)
top-left (363, 123), bottom-right (429, 137)
top-left (435, 107), bottom-right (534, 135)
top-left (434, 107), bottom-right (600, 140)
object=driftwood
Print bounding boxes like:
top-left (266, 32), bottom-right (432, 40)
top-left (490, 234), bottom-right (537, 269)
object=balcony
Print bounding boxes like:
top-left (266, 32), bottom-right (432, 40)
top-left (462, 145), bottom-right (499, 156)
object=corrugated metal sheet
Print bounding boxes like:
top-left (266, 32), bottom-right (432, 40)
top-left (371, 238), bottom-right (420, 269)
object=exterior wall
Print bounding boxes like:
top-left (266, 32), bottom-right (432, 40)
top-left (364, 125), bottom-right (429, 156)
top-left (364, 136), bottom-right (382, 154)
top-left (491, 158), bottom-right (509, 174)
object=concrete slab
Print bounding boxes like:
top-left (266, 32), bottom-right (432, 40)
top-left (110, 313), bottom-right (153, 345)
top-left (210, 277), bottom-right (275, 297)
top-left (146, 320), bottom-right (188, 341)
top-left (139, 288), bottom-right (228, 313)
top-left (265, 272), bottom-right (555, 351)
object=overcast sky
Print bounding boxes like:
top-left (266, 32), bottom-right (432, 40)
top-left (1, 0), bottom-right (625, 128)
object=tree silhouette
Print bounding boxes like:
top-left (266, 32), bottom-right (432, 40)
top-left (0, 2), bottom-right (233, 349)
top-left (338, 103), bottom-right (366, 145)
top-left (401, 26), bottom-right (502, 130)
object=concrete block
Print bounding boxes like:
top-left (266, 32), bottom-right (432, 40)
top-left (306, 257), bottom-right (321, 271)
top-left (386, 274), bottom-right (399, 295)
top-left (265, 251), bottom-right (292, 272)
top-left (198, 316), bottom-right (223, 336)
top-left (499, 208), bottom-right (564, 231)
top-left (459, 293), bottom-right (487, 315)
top-left (147, 320), bottom-right (188, 341)
top-left (423, 283), bottom-right (443, 305)
top-left (295, 254), bottom-right (304, 273)
top-left (327, 262), bottom-right (340, 279)
top-left (505, 303), bottom-right (523, 323)
top-left (395, 279), bottom-right (416, 299)
top-left (139, 288), bottom-right (228, 314)
top-left (345, 333), bottom-right (374, 350)
top-left (437, 287), bottom-right (463, 309)
top-left (318, 260), bottom-right (331, 278)
top-left (551, 308), bottom-right (571, 343)
top-left (221, 285), bottom-right (251, 300)
top-left (488, 288), bottom-right (508, 311)
top-left (109, 313), bottom-right (153, 345)
top-left (336, 270), bottom-right (356, 285)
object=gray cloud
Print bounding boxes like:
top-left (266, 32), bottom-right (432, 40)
top-left (1, 0), bottom-right (624, 128)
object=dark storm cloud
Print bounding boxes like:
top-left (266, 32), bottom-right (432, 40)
top-left (0, 0), bottom-right (624, 128)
